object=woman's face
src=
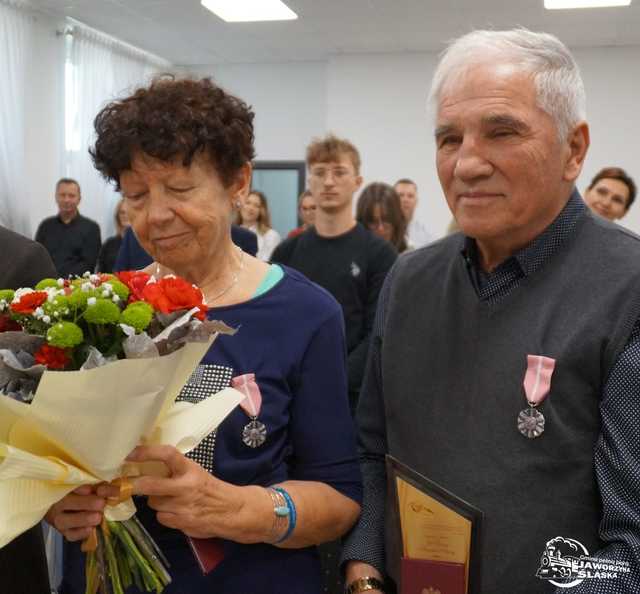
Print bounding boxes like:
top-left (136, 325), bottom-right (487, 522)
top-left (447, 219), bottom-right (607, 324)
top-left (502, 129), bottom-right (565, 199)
top-left (117, 204), bottom-right (130, 229)
top-left (299, 195), bottom-right (316, 226)
top-left (120, 152), bottom-right (249, 274)
top-left (584, 177), bottom-right (631, 221)
top-left (241, 193), bottom-right (262, 225)
top-left (366, 204), bottom-right (394, 243)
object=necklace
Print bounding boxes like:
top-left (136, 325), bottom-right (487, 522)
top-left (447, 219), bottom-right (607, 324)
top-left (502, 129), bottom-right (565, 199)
top-left (204, 246), bottom-right (245, 305)
top-left (154, 246), bottom-right (245, 305)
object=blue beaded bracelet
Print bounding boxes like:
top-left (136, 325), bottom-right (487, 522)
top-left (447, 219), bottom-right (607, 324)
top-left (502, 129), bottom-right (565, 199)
top-left (273, 486), bottom-right (297, 543)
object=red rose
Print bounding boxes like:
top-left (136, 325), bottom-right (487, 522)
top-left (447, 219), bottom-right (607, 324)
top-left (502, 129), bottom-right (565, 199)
top-left (10, 291), bottom-right (48, 315)
top-left (117, 271), bottom-right (152, 302)
top-left (34, 344), bottom-right (70, 369)
top-left (0, 315), bottom-right (21, 332)
top-left (142, 277), bottom-right (207, 319)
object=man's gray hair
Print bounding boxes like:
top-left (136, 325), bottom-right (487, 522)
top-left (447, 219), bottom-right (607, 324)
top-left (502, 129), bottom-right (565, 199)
top-left (428, 28), bottom-right (586, 140)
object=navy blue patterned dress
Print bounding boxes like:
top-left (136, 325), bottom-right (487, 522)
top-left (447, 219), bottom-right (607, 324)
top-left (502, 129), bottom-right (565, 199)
top-left (61, 267), bottom-right (362, 594)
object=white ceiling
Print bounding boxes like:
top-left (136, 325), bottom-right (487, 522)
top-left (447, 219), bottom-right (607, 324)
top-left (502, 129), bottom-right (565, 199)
top-left (28, 0), bottom-right (640, 66)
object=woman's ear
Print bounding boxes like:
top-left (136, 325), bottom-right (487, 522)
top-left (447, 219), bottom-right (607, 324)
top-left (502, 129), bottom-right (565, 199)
top-left (231, 163), bottom-right (253, 204)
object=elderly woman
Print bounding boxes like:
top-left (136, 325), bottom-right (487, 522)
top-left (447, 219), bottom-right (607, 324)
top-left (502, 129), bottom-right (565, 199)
top-left (356, 182), bottom-right (409, 253)
top-left (46, 77), bottom-right (361, 594)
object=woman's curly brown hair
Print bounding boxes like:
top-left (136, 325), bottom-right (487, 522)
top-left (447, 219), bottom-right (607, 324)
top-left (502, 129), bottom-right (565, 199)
top-left (90, 76), bottom-right (255, 189)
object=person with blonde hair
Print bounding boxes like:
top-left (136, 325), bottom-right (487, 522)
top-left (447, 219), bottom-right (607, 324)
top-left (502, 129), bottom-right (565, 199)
top-left (97, 198), bottom-right (130, 272)
top-left (272, 134), bottom-right (396, 414)
top-left (236, 190), bottom-right (281, 261)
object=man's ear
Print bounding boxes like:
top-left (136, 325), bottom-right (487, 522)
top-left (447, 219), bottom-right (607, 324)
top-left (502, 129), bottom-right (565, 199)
top-left (354, 174), bottom-right (364, 192)
top-left (563, 121), bottom-right (590, 183)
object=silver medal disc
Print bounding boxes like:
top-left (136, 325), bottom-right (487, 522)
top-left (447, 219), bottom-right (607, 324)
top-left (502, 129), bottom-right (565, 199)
top-left (242, 419), bottom-right (267, 448)
top-left (517, 407), bottom-right (545, 438)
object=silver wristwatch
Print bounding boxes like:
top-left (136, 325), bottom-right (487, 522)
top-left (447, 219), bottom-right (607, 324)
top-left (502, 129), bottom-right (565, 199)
top-left (345, 576), bottom-right (385, 594)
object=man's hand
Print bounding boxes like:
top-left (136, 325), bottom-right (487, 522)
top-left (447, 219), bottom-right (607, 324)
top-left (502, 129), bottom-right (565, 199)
top-left (344, 560), bottom-right (385, 593)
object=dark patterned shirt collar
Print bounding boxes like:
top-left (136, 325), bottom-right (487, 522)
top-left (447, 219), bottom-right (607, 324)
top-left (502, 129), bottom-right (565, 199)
top-left (462, 190), bottom-right (586, 301)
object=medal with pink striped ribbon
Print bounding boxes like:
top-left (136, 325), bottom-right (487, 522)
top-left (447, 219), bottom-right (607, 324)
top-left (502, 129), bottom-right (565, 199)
top-left (232, 373), bottom-right (267, 448)
top-left (517, 355), bottom-right (556, 439)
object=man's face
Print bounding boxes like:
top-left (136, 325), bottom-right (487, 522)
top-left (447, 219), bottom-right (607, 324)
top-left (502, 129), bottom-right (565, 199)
top-left (435, 63), bottom-right (578, 252)
top-left (55, 182), bottom-right (81, 218)
top-left (395, 182), bottom-right (418, 221)
top-left (308, 154), bottom-right (362, 215)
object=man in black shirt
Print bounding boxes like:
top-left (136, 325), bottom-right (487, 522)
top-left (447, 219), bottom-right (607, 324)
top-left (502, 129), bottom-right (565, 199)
top-left (35, 178), bottom-right (101, 277)
top-left (272, 135), bottom-right (397, 414)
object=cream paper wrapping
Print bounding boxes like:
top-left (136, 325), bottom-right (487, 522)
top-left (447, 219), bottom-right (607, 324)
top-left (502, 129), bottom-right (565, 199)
top-left (0, 337), bottom-right (244, 548)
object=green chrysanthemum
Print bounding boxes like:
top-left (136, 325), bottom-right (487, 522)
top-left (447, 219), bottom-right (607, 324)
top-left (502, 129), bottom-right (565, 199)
top-left (84, 298), bottom-right (121, 324)
top-left (68, 287), bottom-right (99, 309)
top-left (42, 295), bottom-right (70, 318)
top-left (119, 301), bottom-right (154, 332)
top-left (102, 279), bottom-right (130, 302)
top-left (0, 289), bottom-right (15, 303)
top-left (35, 278), bottom-right (60, 290)
top-left (47, 321), bottom-right (84, 348)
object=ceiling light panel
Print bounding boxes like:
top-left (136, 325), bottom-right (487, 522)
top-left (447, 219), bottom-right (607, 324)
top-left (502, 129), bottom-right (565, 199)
top-left (545, 0), bottom-right (631, 8)
top-left (201, 0), bottom-right (298, 22)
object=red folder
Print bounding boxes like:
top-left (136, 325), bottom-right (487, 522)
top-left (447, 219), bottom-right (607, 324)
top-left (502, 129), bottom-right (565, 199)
top-left (401, 557), bottom-right (466, 594)
top-left (187, 536), bottom-right (225, 575)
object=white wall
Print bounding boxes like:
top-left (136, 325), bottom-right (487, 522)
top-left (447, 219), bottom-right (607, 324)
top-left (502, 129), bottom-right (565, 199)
top-left (188, 45), bottom-right (640, 238)
top-left (574, 46), bottom-right (640, 234)
top-left (21, 37), bottom-right (640, 239)
top-left (188, 61), bottom-right (327, 162)
top-left (326, 52), bottom-right (445, 236)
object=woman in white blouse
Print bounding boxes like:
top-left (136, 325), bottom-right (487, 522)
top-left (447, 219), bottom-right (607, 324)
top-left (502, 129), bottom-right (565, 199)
top-left (237, 190), bottom-right (281, 261)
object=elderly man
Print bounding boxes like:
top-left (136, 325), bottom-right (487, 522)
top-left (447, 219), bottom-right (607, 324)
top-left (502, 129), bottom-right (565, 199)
top-left (343, 29), bottom-right (640, 594)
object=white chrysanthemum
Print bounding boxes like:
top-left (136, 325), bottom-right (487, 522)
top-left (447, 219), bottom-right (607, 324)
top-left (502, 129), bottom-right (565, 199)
top-left (87, 297), bottom-right (97, 306)
top-left (46, 287), bottom-right (60, 301)
top-left (35, 307), bottom-right (44, 318)
top-left (12, 288), bottom-right (34, 302)
top-left (42, 315), bottom-right (51, 324)
top-left (81, 282), bottom-right (93, 293)
top-left (57, 278), bottom-right (64, 287)
top-left (112, 295), bottom-right (120, 303)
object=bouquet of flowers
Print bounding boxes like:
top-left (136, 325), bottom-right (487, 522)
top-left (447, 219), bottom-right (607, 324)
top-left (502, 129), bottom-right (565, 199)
top-left (0, 270), bottom-right (244, 594)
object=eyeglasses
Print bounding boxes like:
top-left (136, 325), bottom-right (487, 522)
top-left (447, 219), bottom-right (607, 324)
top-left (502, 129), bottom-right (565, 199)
top-left (366, 218), bottom-right (392, 230)
top-left (309, 167), bottom-right (353, 182)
